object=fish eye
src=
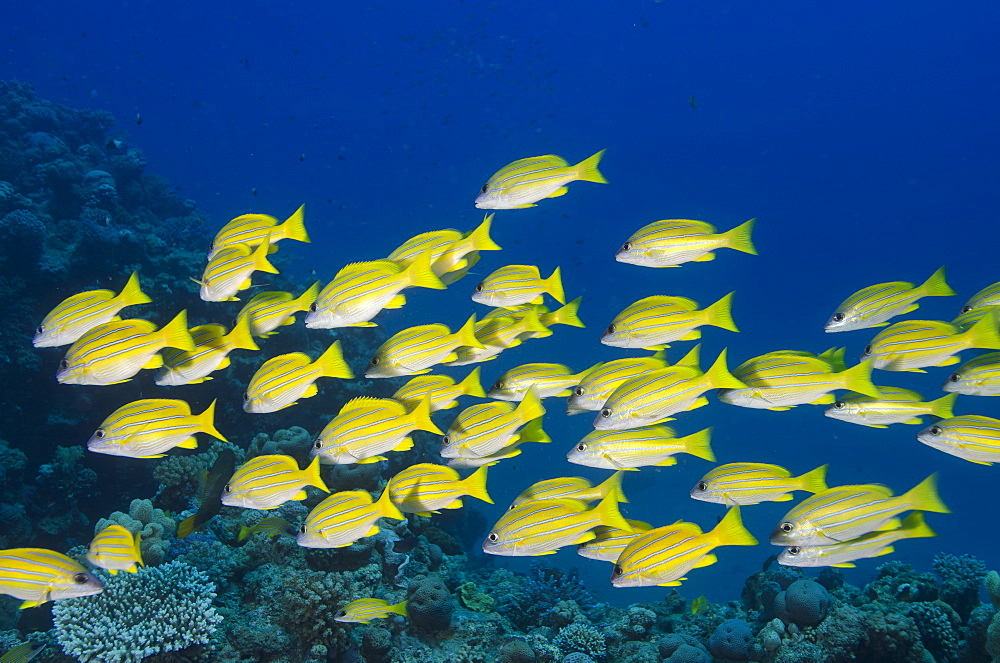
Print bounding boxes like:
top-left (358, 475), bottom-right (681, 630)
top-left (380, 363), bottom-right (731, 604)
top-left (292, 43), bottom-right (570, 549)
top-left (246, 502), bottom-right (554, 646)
top-left (780, 522), bottom-right (794, 533)
top-left (492, 381), bottom-right (503, 390)
top-left (606, 324), bottom-right (616, 335)
top-left (928, 426), bottom-right (942, 436)
top-left (487, 532), bottom-right (498, 542)
top-left (600, 408), bottom-right (612, 418)
top-left (475, 283), bottom-right (484, 293)
top-left (574, 387), bottom-right (585, 396)
top-left (621, 242), bottom-right (632, 252)
top-left (370, 356), bottom-right (380, 366)
top-left (36, 325), bottom-right (44, 334)
top-left (949, 373), bottom-right (960, 382)
top-left (832, 312), bottom-right (845, 322)
top-left (863, 345), bottom-right (873, 355)
top-left (243, 392), bottom-right (250, 402)
top-left (299, 524), bottom-right (307, 534)
top-left (334, 610), bottom-right (346, 618)
top-left (695, 481), bottom-right (707, 492)
top-left (576, 443), bottom-right (587, 452)
top-left (613, 565), bottom-right (623, 575)
top-left (72, 573), bottom-right (90, 584)
top-left (309, 302), bottom-right (317, 312)
top-left (94, 429), bottom-right (106, 439)
top-left (787, 547), bottom-right (800, 556)
top-left (314, 440), bottom-right (323, 449)
top-left (442, 436), bottom-right (450, 445)
top-left (224, 484), bottom-right (231, 493)
top-left (961, 305), bottom-right (973, 313)
top-left (59, 359), bottom-right (69, 369)
top-left (833, 401), bottom-right (845, 409)
top-left (480, 184), bottom-right (489, 194)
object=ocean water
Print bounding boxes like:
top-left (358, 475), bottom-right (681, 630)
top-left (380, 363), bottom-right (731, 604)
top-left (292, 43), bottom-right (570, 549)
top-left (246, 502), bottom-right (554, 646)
top-left (4, 0), bottom-right (999, 616)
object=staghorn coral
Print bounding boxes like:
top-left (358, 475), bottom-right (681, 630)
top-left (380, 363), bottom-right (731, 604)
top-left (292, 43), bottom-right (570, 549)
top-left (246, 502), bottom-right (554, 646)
top-left (553, 623), bottom-right (606, 660)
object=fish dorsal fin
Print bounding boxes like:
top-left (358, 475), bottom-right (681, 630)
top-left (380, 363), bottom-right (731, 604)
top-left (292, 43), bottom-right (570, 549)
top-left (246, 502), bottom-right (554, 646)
top-left (335, 259), bottom-right (402, 279)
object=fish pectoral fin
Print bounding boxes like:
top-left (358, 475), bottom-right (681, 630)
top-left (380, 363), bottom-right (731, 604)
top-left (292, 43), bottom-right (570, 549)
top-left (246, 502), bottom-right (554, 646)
top-left (693, 554), bottom-right (718, 569)
top-left (350, 322), bottom-right (379, 328)
top-left (384, 294), bottom-right (407, 309)
top-left (176, 437), bottom-right (199, 449)
top-left (303, 384), bottom-right (318, 398)
top-left (546, 186), bottom-right (569, 198)
top-left (692, 253), bottom-right (716, 262)
top-left (356, 456), bottom-right (388, 464)
top-left (143, 355), bottom-right (164, 369)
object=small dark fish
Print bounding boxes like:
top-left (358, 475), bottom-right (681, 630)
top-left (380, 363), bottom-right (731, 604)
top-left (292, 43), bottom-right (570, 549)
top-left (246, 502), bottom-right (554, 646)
top-left (135, 113), bottom-right (142, 125)
top-left (177, 448), bottom-right (236, 538)
top-left (252, 187), bottom-right (258, 196)
top-left (689, 96), bottom-right (698, 109)
top-left (762, 553), bottom-right (778, 572)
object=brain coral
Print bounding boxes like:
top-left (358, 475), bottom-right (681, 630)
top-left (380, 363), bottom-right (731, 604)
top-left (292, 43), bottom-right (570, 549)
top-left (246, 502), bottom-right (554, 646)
top-left (406, 574), bottom-right (454, 633)
top-left (774, 579), bottom-right (831, 627)
top-left (709, 618), bottom-right (754, 661)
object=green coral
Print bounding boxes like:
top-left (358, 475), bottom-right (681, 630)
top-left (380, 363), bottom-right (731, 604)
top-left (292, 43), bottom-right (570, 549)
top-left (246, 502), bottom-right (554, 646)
top-left (459, 582), bottom-right (496, 613)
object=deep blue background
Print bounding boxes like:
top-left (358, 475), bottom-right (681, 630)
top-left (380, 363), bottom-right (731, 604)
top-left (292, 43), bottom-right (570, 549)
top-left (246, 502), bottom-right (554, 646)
top-left (4, 0), bottom-right (999, 606)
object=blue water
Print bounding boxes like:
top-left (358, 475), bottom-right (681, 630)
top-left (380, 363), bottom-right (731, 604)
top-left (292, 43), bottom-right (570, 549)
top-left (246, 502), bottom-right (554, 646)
top-left (5, 0), bottom-right (999, 607)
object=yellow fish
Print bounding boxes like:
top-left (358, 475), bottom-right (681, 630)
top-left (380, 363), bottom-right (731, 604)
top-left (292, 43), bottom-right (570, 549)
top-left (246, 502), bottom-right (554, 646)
top-left (960, 281), bottom-right (1000, 314)
top-left (601, 293), bottom-right (738, 350)
top-left (237, 516), bottom-right (293, 542)
top-left (311, 396), bottom-right (442, 464)
top-left (87, 398), bottom-right (227, 458)
top-left (568, 425), bottom-right (714, 469)
top-left (481, 297), bottom-right (586, 336)
top-left (392, 368), bottom-right (487, 412)
top-left (509, 470), bottom-right (627, 509)
top-left (0, 548), bottom-right (103, 608)
top-left (917, 415), bottom-right (1000, 465)
top-left (615, 218), bottom-right (757, 268)
top-left (824, 266), bottom-right (955, 332)
top-left (475, 150), bottom-right (607, 209)
top-left (488, 362), bottom-right (602, 401)
top-left (690, 463), bottom-right (829, 506)
top-left (861, 316), bottom-right (1000, 372)
top-left (0, 642), bottom-right (45, 663)
top-left (207, 204), bottom-right (309, 259)
top-left (444, 308), bottom-right (550, 366)
top-left (576, 519), bottom-right (653, 562)
top-left (33, 271), bottom-right (151, 348)
top-left (155, 318), bottom-right (259, 386)
top-left (472, 265), bottom-right (565, 308)
top-left (942, 351), bottom-right (1000, 396)
top-left (778, 512), bottom-right (936, 568)
top-left (611, 506), bottom-right (758, 587)
top-left (305, 254), bottom-right (445, 328)
top-left (386, 463), bottom-right (493, 515)
top-left (566, 348), bottom-right (685, 415)
top-left (334, 598), bottom-right (408, 624)
top-left (235, 282), bottom-right (320, 337)
top-left (86, 524), bottom-right (143, 574)
top-left (824, 387), bottom-right (956, 428)
top-left (198, 239), bottom-right (280, 302)
top-left (445, 443), bottom-right (526, 468)
top-left (243, 341), bottom-right (353, 413)
top-left (221, 454), bottom-right (329, 510)
top-left (387, 214), bottom-right (502, 284)
top-left (296, 488), bottom-right (404, 548)
top-left (365, 315), bottom-right (484, 378)
top-left (440, 388), bottom-right (547, 459)
top-left (56, 310), bottom-right (195, 385)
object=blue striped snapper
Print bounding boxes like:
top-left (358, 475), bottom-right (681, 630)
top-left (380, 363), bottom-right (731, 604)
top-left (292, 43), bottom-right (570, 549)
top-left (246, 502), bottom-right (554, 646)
top-left (595, 349), bottom-right (744, 430)
top-left (238, 516), bottom-right (293, 542)
top-left (861, 315), bottom-right (1000, 372)
top-left (386, 463), bottom-right (492, 515)
top-left (444, 308), bottom-right (550, 366)
top-left (769, 473), bottom-right (949, 546)
top-left (601, 293), bottom-right (738, 350)
top-left (509, 470), bottom-right (627, 509)
top-left (208, 204), bottom-right (309, 259)
top-left (334, 598), bottom-right (408, 624)
top-left (305, 255), bottom-right (445, 329)
top-left (0, 642), bottom-right (45, 663)
top-left (482, 492), bottom-right (632, 556)
top-left (951, 304), bottom-right (1000, 331)
top-left (960, 281), bottom-right (1000, 314)
top-left (481, 297), bottom-right (586, 334)
top-left (392, 368), bottom-right (486, 412)
top-left (445, 443), bottom-right (526, 468)
top-left (917, 415), bottom-right (1000, 465)
top-left (718, 352), bottom-right (882, 410)
top-left (243, 341), bottom-right (353, 413)
top-left (943, 351), bottom-right (1000, 396)
top-left (440, 388), bottom-right (547, 459)
top-left (366, 315), bottom-right (483, 378)
top-left (0, 548), bottom-right (103, 608)
top-left (825, 387), bottom-right (956, 428)
top-left (567, 346), bottom-right (698, 415)
top-left (615, 218), bottom-right (757, 268)
top-left (472, 264), bottom-right (566, 309)
top-left (86, 524), bottom-right (143, 575)
top-left (387, 214), bottom-right (502, 284)
top-left (296, 488), bottom-right (404, 548)
top-left (198, 239), bottom-right (280, 302)
top-left (311, 396), bottom-right (441, 465)
top-left (778, 511), bottom-right (936, 568)
top-left (611, 506), bottom-right (758, 587)
top-left (56, 310), bottom-right (195, 385)
top-left (221, 454), bottom-right (329, 510)
top-left (568, 425), bottom-right (714, 470)
top-left (87, 398), bottom-right (226, 459)
top-left (690, 463), bottom-right (828, 506)
top-left (488, 362), bottom-right (602, 401)
top-left (576, 519), bottom-right (653, 562)
top-left (155, 318), bottom-right (259, 386)
top-left (825, 266), bottom-right (955, 332)
top-left (33, 271), bottom-right (151, 348)
top-left (475, 150), bottom-right (607, 210)
top-left (235, 282), bottom-right (320, 338)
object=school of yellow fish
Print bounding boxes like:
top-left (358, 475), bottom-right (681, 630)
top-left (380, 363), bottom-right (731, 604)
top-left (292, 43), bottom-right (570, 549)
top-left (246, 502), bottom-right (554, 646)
top-left (5, 149), bottom-right (1000, 624)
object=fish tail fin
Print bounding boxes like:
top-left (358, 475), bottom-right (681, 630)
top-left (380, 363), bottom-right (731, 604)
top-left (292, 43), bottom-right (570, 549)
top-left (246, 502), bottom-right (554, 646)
top-left (839, 359), bottom-right (883, 398)
top-left (457, 366), bottom-right (487, 399)
top-left (404, 251), bottom-right (447, 290)
top-left (591, 491), bottom-right (631, 532)
top-left (315, 341), bottom-right (354, 379)
top-left (704, 348), bottom-right (746, 389)
top-left (521, 307), bottom-right (551, 335)
top-left (304, 455), bottom-right (330, 493)
top-left (454, 314), bottom-right (485, 350)
top-left (818, 346), bottom-right (848, 372)
top-left (237, 525), bottom-right (252, 542)
top-left (224, 313), bottom-right (260, 352)
top-left (160, 310), bottom-right (196, 351)
top-left (674, 343), bottom-right (702, 370)
top-left (466, 213), bottom-right (502, 251)
top-left (196, 399), bottom-right (228, 442)
top-left (899, 511), bottom-right (937, 539)
top-left (462, 465), bottom-right (493, 504)
top-left (548, 296), bottom-right (585, 328)
top-left (517, 416), bottom-right (551, 444)
top-left (389, 599), bottom-right (409, 617)
top-left (703, 291), bottom-right (739, 332)
top-left (918, 266), bottom-right (956, 297)
top-left (681, 427), bottom-right (716, 462)
top-left (116, 271), bottom-right (153, 307)
top-left (409, 396), bottom-right (443, 435)
top-left (902, 473), bottom-right (950, 514)
top-left (177, 514), bottom-right (198, 540)
top-left (709, 506), bottom-right (759, 547)
top-left (797, 464), bottom-right (829, 494)
top-left (376, 486), bottom-right (405, 521)
top-left (253, 238), bottom-right (281, 274)
top-left (721, 217), bottom-right (758, 255)
top-left (544, 266), bottom-right (566, 304)
top-left (275, 203), bottom-right (310, 243)
top-left (133, 530), bottom-right (145, 567)
top-left (600, 469), bottom-right (629, 503)
top-left (574, 149), bottom-right (608, 183)
top-left (928, 393), bottom-right (957, 419)
top-left (294, 281), bottom-right (321, 312)
top-left (514, 386), bottom-right (546, 424)
top-left (963, 312), bottom-right (1000, 350)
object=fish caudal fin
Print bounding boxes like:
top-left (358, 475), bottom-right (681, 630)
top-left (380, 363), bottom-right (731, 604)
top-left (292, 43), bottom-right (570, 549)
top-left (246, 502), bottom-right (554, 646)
top-left (518, 417), bottom-right (551, 444)
top-left (466, 213), bottom-right (502, 252)
top-left (899, 511), bottom-right (937, 539)
top-left (521, 307), bottom-right (551, 335)
top-left (458, 366), bottom-right (487, 399)
top-left (919, 266), bottom-right (956, 298)
top-left (600, 469), bottom-right (629, 503)
top-left (963, 313), bottom-right (1000, 351)
top-left (404, 251), bottom-right (447, 290)
top-left (902, 473), bottom-right (950, 514)
top-left (224, 314), bottom-right (260, 352)
top-left (160, 310), bottom-right (196, 351)
top-left (514, 387), bottom-right (546, 424)
top-left (409, 396), bottom-right (443, 435)
top-left (722, 218), bottom-right (758, 255)
top-left (275, 204), bottom-right (310, 244)
top-left (590, 491), bottom-right (632, 532)
top-left (133, 530), bottom-right (145, 567)
top-left (574, 149), bottom-right (608, 183)
top-left (304, 455), bottom-right (330, 493)
top-left (389, 599), bottom-right (409, 617)
top-left (704, 292), bottom-right (739, 332)
top-left (177, 514), bottom-right (197, 540)
top-left (454, 314), bottom-right (485, 350)
top-left (462, 465), bottom-right (494, 504)
top-left (376, 486), bottom-right (405, 521)
top-left (548, 296), bottom-right (585, 328)
top-left (253, 238), bottom-right (281, 274)
top-left (544, 266), bottom-right (566, 304)
top-left (197, 399), bottom-right (228, 442)
top-left (928, 393), bottom-right (957, 419)
top-left (237, 525), bottom-right (252, 542)
top-left (682, 427), bottom-right (715, 462)
top-left (797, 464), bottom-right (829, 494)
top-left (116, 271), bottom-right (153, 307)
top-left (315, 341), bottom-right (354, 379)
top-left (704, 348), bottom-right (746, 389)
top-left (838, 359), bottom-right (882, 399)
top-left (294, 281), bottom-right (321, 312)
top-left (709, 506), bottom-right (759, 547)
